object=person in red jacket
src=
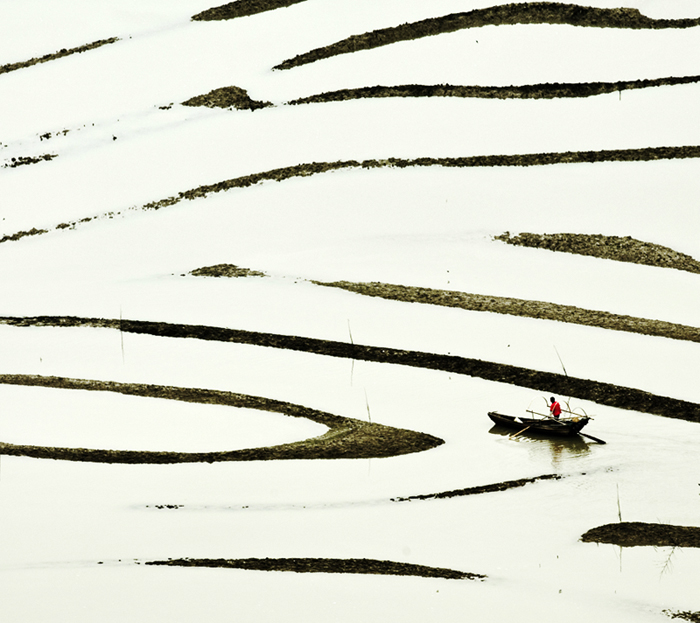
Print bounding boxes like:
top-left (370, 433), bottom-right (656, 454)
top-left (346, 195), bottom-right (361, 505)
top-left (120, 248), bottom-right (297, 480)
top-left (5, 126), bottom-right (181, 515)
top-left (549, 396), bottom-right (562, 419)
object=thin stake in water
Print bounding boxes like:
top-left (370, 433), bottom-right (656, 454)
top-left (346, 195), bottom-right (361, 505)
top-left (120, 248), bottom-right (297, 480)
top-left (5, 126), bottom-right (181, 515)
top-left (348, 319), bottom-right (355, 386)
top-left (120, 305), bottom-right (125, 364)
top-left (616, 484), bottom-right (623, 522)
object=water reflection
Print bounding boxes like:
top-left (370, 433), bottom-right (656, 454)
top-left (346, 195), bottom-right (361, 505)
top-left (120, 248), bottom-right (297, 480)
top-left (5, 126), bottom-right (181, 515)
top-left (489, 425), bottom-right (591, 467)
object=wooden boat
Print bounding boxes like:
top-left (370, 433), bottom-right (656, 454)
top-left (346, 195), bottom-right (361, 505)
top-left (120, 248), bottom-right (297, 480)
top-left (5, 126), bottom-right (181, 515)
top-left (488, 411), bottom-right (590, 436)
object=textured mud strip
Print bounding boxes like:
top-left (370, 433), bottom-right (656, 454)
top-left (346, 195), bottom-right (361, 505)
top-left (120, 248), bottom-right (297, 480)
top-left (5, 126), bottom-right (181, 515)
top-left (145, 557), bottom-right (484, 580)
top-left (495, 232), bottom-right (700, 273)
top-left (275, 3), bottom-right (700, 70)
top-left (2, 316), bottom-right (700, 423)
top-left (289, 75), bottom-right (700, 105)
top-left (581, 522), bottom-right (700, 547)
top-left (664, 612), bottom-right (700, 623)
top-left (0, 38), bottom-right (119, 75)
top-left (189, 264), bottom-right (266, 277)
top-left (0, 375), bottom-right (443, 463)
top-left (3, 154), bottom-right (57, 168)
top-left (192, 0), bottom-right (307, 21)
top-left (146, 473), bottom-right (568, 509)
top-left (0, 227), bottom-right (49, 244)
top-left (3, 145), bottom-right (700, 246)
top-left (392, 473), bottom-right (563, 501)
top-left (318, 281), bottom-right (700, 344)
top-left (182, 86), bottom-right (272, 110)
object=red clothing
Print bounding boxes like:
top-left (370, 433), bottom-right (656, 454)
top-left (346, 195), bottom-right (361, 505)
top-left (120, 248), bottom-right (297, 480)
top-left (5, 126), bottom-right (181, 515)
top-left (550, 401), bottom-right (562, 418)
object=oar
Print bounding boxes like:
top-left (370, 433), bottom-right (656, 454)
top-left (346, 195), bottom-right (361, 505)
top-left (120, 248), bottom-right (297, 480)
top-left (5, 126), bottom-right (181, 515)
top-left (578, 432), bottom-right (606, 445)
top-left (509, 426), bottom-right (531, 439)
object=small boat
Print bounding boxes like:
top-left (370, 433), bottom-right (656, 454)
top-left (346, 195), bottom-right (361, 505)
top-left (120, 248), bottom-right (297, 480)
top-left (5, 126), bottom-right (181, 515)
top-left (488, 411), bottom-right (590, 437)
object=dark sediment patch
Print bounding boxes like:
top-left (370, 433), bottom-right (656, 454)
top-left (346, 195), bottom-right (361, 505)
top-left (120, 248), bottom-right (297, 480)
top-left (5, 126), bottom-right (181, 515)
top-left (192, 0), bottom-right (307, 21)
top-left (181, 86), bottom-right (272, 111)
top-left (274, 3), bottom-right (700, 70)
top-left (190, 264), bottom-right (266, 278)
top-left (0, 38), bottom-right (119, 76)
top-left (392, 473), bottom-right (563, 501)
top-left (3, 145), bottom-right (700, 246)
top-left (664, 612), bottom-right (700, 623)
top-left (3, 154), bottom-right (57, 168)
top-left (2, 316), bottom-right (700, 424)
top-left (289, 75), bottom-right (700, 105)
top-left (581, 522), bottom-right (700, 547)
top-left (39, 129), bottom-right (70, 141)
top-left (496, 232), bottom-right (700, 274)
top-left (0, 375), bottom-right (443, 463)
top-left (318, 280), bottom-right (700, 344)
top-left (0, 227), bottom-right (49, 244)
top-left (145, 557), bottom-right (483, 580)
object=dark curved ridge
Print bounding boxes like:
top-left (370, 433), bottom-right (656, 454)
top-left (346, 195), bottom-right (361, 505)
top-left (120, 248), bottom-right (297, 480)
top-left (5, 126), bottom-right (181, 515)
top-left (317, 281), bottom-right (700, 344)
top-left (0, 375), bottom-right (443, 463)
top-left (3, 145), bottom-right (700, 246)
top-left (274, 2), bottom-right (700, 70)
top-left (581, 522), bottom-right (700, 547)
top-left (0, 37), bottom-right (119, 76)
top-left (143, 146), bottom-right (700, 210)
top-left (192, 0), bottom-right (307, 21)
top-left (393, 473), bottom-right (563, 501)
top-left (2, 316), bottom-right (700, 423)
top-left (145, 557), bottom-right (484, 580)
top-left (289, 75), bottom-right (700, 105)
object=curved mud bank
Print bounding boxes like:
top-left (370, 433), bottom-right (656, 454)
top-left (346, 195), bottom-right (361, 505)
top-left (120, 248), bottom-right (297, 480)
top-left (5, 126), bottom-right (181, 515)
top-left (192, 0), bottom-right (307, 21)
top-left (318, 280), bottom-right (700, 344)
top-left (581, 522), bottom-right (700, 548)
top-left (0, 375), bottom-right (443, 463)
top-left (145, 557), bottom-right (484, 580)
top-left (2, 316), bottom-right (700, 423)
top-left (274, 3), bottom-right (700, 70)
top-left (289, 75), bottom-right (700, 105)
top-left (3, 145), bottom-right (700, 246)
top-left (0, 37), bottom-right (119, 76)
top-left (495, 232), bottom-right (700, 273)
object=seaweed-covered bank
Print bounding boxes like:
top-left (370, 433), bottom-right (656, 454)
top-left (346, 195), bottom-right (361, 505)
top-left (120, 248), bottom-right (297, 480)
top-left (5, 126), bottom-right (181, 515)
top-left (3, 145), bottom-right (700, 246)
top-left (288, 75), bottom-right (700, 105)
top-left (181, 86), bottom-right (272, 111)
top-left (495, 232), bottom-right (700, 274)
top-left (581, 522), bottom-right (700, 548)
top-left (192, 0), bottom-right (307, 21)
top-left (317, 280), bottom-right (700, 344)
top-left (274, 3), bottom-right (700, 70)
top-left (188, 264), bottom-right (266, 278)
top-left (2, 316), bottom-right (700, 423)
top-left (0, 375), bottom-right (443, 463)
top-left (392, 473), bottom-right (564, 501)
top-left (145, 557), bottom-right (484, 580)
top-left (0, 37), bottom-right (119, 75)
